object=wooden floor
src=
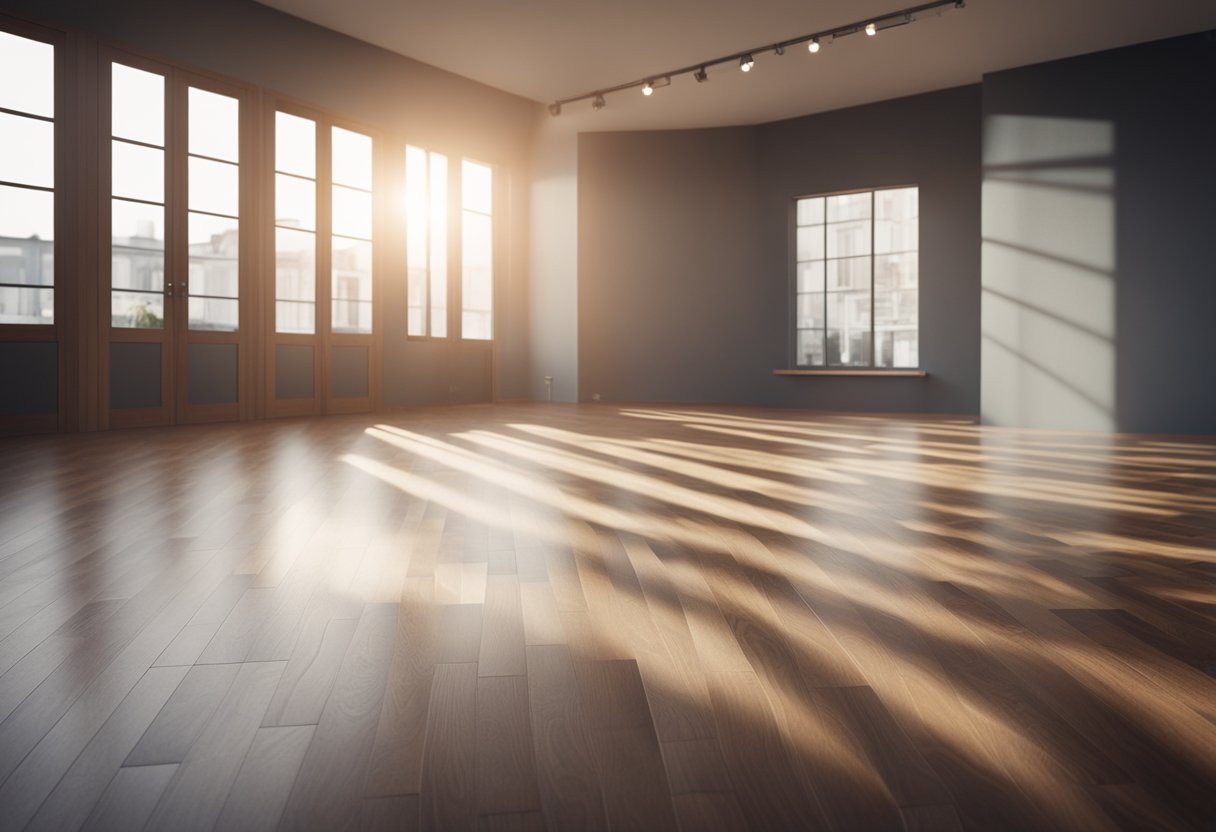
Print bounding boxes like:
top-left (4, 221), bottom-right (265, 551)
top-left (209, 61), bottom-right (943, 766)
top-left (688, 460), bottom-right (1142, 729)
top-left (0, 403), bottom-right (1214, 831)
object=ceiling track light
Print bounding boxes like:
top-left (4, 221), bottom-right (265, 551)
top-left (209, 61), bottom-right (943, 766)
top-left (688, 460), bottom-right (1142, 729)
top-left (545, 0), bottom-right (965, 115)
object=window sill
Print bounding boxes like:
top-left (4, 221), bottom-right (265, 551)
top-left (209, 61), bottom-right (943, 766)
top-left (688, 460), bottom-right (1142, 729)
top-left (773, 369), bottom-right (928, 377)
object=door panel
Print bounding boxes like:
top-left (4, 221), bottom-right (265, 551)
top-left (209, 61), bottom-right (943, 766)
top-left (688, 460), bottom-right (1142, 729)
top-left (102, 52), bottom-right (253, 428)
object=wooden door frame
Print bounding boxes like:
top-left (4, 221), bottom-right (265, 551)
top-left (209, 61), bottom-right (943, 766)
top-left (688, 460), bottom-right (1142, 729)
top-left (263, 96), bottom-right (384, 418)
top-left (171, 68), bottom-right (258, 425)
top-left (0, 14), bottom-right (76, 437)
top-left (99, 46), bottom-right (175, 431)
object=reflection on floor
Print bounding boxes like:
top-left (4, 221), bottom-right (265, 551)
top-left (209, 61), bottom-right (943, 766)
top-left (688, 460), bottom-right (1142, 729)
top-left (0, 403), bottom-right (1214, 830)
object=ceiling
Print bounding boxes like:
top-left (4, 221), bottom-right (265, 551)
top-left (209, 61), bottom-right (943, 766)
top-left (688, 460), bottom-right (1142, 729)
top-left (254, 0), bottom-right (1216, 131)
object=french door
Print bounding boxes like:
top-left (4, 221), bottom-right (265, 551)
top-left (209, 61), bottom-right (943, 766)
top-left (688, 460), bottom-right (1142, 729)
top-left (266, 101), bottom-right (379, 417)
top-left (101, 49), bottom-right (254, 428)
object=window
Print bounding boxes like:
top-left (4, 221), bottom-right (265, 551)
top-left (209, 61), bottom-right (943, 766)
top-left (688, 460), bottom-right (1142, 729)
top-left (406, 145), bottom-right (448, 337)
top-left (187, 87), bottom-right (240, 331)
top-left (110, 62), bottom-right (165, 329)
top-left (461, 159), bottom-right (492, 340)
top-left (0, 30), bottom-right (55, 325)
top-left (793, 187), bottom-right (918, 368)
top-left (274, 111), bottom-right (316, 334)
top-left (331, 126), bottom-right (373, 334)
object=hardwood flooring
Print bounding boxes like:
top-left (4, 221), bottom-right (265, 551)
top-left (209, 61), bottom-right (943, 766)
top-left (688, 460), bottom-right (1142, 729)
top-left (0, 402), bottom-right (1214, 831)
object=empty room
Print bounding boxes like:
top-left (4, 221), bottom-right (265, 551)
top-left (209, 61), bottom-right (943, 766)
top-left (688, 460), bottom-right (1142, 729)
top-left (1, 0), bottom-right (1215, 829)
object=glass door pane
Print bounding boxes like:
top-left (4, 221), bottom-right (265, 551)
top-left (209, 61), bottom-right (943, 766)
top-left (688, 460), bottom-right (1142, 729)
top-left (0, 31), bottom-right (55, 325)
top-left (186, 86), bottom-right (239, 331)
top-left (110, 62), bottom-right (165, 329)
top-left (275, 112), bottom-right (317, 334)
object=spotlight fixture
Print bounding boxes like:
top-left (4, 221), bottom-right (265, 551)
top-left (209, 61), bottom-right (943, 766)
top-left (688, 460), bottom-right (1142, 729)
top-left (543, 0), bottom-right (966, 115)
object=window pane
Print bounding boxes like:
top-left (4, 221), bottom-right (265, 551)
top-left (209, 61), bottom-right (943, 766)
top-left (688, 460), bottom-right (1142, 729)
top-left (112, 199), bottom-right (164, 292)
top-left (0, 286), bottom-right (53, 325)
top-left (827, 256), bottom-right (869, 291)
top-left (188, 87), bottom-right (239, 162)
top-left (429, 153), bottom-right (448, 338)
top-left (827, 192), bottom-right (871, 222)
top-left (188, 157), bottom-right (238, 217)
top-left (111, 290), bottom-right (164, 329)
top-left (405, 146), bottom-right (428, 271)
top-left (0, 31), bottom-right (54, 118)
top-left (406, 146), bottom-right (428, 336)
top-left (0, 242), bottom-right (53, 290)
top-left (796, 261), bottom-right (823, 293)
top-left (874, 219), bottom-right (917, 254)
top-left (876, 328), bottom-right (919, 369)
top-left (275, 112), bottom-right (315, 178)
top-left (0, 186), bottom-right (55, 286)
top-left (795, 225), bottom-right (824, 262)
top-left (796, 197), bottom-right (824, 226)
top-left (796, 292), bottom-right (825, 329)
top-left (790, 187), bottom-right (917, 371)
top-left (826, 220), bottom-right (870, 259)
top-left (112, 140), bottom-right (163, 203)
top-left (275, 174), bottom-right (315, 231)
top-left (332, 185), bottom-right (372, 239)
top-left (796, 330), bottom-right (824, 367)
top-left (876, 187), bottom-right (917, 221)
top-left (188, 296), bottom-right (238, 331)
top-left (332, 299), bottom-right (372, 334)
top-left (276, 300), bottom-right (315, 334)
top-left (0, 113), bottom-right (54, 188)
top-left (462, 160), bottom-right (492, 215)
top-left (407, 269), bottom-right (425, 334)
top-left (826, 290), bottom-right (871, 367)
top-left (188, 213), bottom-right (239, 298)
top-left (332, 236), bottom-right (372, 333)
top-left (332, 127), bottom-right (372, 190)
top-left (461, 210), bottom-right (492, 340)
top-left (875, 253), bottom-right (917, 292)
top-left (111, 63), bottom-right (163, 146)
top-left (276, 227), bottom-right (315, 304)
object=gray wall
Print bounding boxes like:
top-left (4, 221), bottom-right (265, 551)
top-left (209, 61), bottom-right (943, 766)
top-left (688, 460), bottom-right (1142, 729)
top-left (578, 86), bottom-right (981, 413)
top-left (527, 120), bottom-right (580, 402)
top-left (981, 31), bottom-right (1216, 435)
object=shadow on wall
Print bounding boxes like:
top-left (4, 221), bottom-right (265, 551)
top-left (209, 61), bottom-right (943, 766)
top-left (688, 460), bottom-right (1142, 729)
top-left (981, 115), bottom-right (1116, 433)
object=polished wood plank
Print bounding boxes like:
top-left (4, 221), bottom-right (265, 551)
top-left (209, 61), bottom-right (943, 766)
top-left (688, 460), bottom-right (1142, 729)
top-left (420, 661), bottom-right (478, 831)
top-left (278, 604), bottom-right (398, 830)
top-left (145, 660), bottom-right (286, 831)
top-left (524, 644), bottom-right (607, 831)
top-left (81, 763), bottom-right (179, 832)
top-left (0, 403), bottom-right (1212, 830)
top-left (215, 724), bottom-right (316, 831)
top-left (475, 674), bottom-right (541, 816)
